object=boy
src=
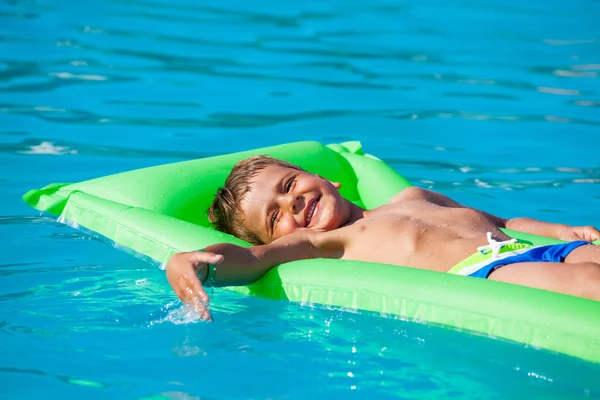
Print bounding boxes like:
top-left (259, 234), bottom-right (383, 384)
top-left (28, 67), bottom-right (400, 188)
top-left (167, 156), bottom-right (600, 320)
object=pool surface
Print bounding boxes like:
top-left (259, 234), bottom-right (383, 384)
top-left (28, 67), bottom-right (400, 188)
top-left (2, 0), bottom-right (600, 398)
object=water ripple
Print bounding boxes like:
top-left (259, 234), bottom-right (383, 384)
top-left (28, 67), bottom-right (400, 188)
top-left (113, 0), bottom-right (334, 27)
top-left (0, 216), bottom-right (58, 226)
top-left (1, 138), bottom-right (215, 159)
top-left (0, 366), bottom-right (107, 388)
top-left (2, 102), bottom-right (600, 128)
top-left (0, 9), bottom-right (38, 19)
top-left (0, 290), bottom-right (36, 301)
top-left (0, 262), bottom-right (45, 269)
top-left (384, 158), bottom-right (600, 192)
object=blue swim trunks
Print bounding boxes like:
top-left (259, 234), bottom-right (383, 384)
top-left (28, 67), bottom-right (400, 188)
top-left (448, 240), bottom-right (591, 279)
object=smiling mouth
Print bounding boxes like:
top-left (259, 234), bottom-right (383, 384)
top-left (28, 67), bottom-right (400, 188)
top-left (305, 197), bottom-right (320, 227)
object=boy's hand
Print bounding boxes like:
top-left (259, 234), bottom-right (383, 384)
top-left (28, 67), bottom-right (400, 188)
top-left (557, 225), bottom-right (600, 242)
top-left (166, 251), bottom-right (224, 321)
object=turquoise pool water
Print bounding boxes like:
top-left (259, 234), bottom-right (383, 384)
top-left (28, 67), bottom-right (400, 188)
top-left (2, 0), bottom-right (600, 398)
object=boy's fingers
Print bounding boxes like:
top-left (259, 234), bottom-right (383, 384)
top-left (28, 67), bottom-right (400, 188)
top-left (192, 296), bottom-right (213, 322)
top-left (189, 251), bottom-right (224, 265)
top-left (175, 273), bottom-right (192, 302)
top-left (559, 230), bottom-right (580, 242)
top-left (185, 291), bottom-right (212, 321)
top-left (168, 251), bottom-right (218, 321)
top-left (199, 307), bottom-right (213, 322)
top-left (183, 272), bottom-right (213, 322)
top-left (188, 273), bottom-right (210, 305)
top-left (574, 226), bottom-right (599, 242)
top-left (588, 227), bottom-right (600, 241)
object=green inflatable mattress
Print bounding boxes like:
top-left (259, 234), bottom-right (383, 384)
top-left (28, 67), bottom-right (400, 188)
top-left (22, 141), bottom-right (600, 363)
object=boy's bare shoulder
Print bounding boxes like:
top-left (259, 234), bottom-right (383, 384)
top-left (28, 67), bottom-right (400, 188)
top-left (387, 187), bottom-right (429, 204)
top-left (388, 187), bottom-right (463, 208)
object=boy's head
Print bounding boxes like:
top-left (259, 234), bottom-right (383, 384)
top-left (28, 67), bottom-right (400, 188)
top-left (208, 155), bottom-right (353, 245)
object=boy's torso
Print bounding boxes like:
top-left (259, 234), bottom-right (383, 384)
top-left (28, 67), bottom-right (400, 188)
top-left (315, 199), bottom-right (510, 272)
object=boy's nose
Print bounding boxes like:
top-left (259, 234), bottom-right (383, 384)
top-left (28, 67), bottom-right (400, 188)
top-left (283, 193), bottom-right (301, 214)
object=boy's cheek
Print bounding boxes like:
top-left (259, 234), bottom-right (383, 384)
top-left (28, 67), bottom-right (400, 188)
top-left (279, 218), bottom-right (300, 237)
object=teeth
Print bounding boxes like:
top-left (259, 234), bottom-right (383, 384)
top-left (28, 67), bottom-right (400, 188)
top-left (307, 201), bottom-right (317, 225)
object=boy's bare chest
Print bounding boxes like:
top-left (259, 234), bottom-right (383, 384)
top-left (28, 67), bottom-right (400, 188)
top-left (329, 201), bottom-right (501, 271)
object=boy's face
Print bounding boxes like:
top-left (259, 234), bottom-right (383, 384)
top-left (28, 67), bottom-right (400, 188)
top-left (240, 164), bottom-right (351, 244)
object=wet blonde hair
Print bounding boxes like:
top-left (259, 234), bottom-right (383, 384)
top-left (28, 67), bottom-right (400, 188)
top-left (207, 155), bottom-right (305, 245)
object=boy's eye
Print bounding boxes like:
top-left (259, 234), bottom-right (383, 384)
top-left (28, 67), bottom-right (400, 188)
top-left (285, 176), bottom-right (295, 192)
top-left (271, 210), bottom-right (280, 228)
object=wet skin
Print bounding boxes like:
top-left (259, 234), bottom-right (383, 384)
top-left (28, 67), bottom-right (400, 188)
top-left (166, 165), bottom-right (600, 319)
top-left (240, 164), bottom-right (519, 272)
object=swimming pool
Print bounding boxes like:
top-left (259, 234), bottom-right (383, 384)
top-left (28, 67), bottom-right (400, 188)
top-left (2, 0), bottom-right (600, 398)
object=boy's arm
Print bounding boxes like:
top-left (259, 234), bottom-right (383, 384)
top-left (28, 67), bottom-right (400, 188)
top-left (166, 231), bottom-right (320, 320)
top-left (390, 187), bottom-right (600, 241)
top-left (202, 232), bottom-right (320, 286)
top-left (504, 218), bottom-right (600, 242)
